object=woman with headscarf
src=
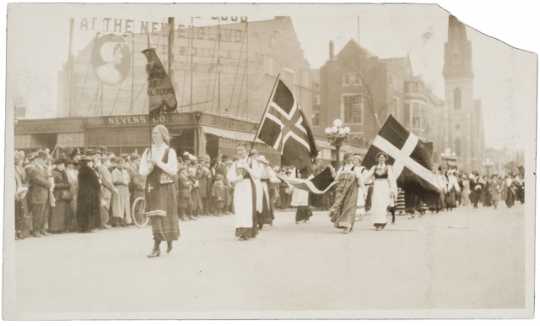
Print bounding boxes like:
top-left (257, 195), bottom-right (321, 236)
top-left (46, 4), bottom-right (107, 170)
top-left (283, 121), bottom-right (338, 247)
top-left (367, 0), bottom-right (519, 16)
top-left (139, 125), bottom-right (180, 258)
top-left (226, 145), bottom-right (263, 240)
top-left (364, 153), bottom-right (397, 231)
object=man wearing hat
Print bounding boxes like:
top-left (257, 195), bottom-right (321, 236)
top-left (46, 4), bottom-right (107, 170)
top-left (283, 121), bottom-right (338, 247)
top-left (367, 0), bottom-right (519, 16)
top-left (26, 150), bottom-right (53, 237)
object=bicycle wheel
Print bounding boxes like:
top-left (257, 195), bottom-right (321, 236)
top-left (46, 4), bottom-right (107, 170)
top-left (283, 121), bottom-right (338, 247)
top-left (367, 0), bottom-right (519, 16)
top-left (132, 197), bottom-right (149, 227)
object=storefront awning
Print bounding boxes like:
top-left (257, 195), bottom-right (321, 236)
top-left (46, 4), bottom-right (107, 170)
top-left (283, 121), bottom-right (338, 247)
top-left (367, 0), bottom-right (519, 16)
top-left (203, 126), bottom-right (264, 143)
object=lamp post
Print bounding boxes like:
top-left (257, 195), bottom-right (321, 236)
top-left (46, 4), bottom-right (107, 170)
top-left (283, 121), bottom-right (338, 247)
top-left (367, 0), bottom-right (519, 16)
top-left (325, 118), bottom-right (350, 167)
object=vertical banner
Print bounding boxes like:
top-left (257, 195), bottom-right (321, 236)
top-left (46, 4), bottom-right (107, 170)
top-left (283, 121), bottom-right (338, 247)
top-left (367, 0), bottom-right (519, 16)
top-left (142, 48), bottom-right (178, 118)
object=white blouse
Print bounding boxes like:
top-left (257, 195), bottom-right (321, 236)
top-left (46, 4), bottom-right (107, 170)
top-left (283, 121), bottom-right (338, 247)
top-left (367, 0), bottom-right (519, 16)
top-left (138, 143), bottom-right (178, 177)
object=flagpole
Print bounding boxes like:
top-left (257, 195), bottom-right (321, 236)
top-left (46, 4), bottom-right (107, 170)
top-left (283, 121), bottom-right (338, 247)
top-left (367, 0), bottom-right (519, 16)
top-left (250, 73), bottom-right (281, 152)
top-left (146, 32), bottom-right (152, 157)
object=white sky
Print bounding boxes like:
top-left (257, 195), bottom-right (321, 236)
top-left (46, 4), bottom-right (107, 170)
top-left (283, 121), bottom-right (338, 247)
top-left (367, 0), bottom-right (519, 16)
top-left (6, 3), bottom-right (536, 149)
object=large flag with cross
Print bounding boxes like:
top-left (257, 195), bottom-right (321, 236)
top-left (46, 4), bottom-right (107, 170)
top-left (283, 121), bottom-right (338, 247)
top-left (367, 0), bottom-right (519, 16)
top-left (362, 115), bottom-right (441, 199)
top-left (256, 79), bottom-right (318, 172)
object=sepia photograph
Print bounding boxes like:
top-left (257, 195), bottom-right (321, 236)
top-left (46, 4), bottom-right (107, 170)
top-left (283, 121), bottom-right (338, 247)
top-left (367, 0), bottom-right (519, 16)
top-left (2, 2), bottom-right (537, 320)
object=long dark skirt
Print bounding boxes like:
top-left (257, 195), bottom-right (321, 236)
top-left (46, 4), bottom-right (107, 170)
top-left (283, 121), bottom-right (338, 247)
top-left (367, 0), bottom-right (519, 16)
top-left (149, 183), bottom-right (180, 241)
top-left (49, 200), bottom-right (70, 233)
top-left (257, 193), bottom-right (274, 228)
top-left (295, 206), bottom-right (312, 223)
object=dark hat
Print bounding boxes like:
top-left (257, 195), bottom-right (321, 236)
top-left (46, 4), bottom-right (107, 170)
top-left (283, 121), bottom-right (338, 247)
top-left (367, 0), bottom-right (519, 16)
top-left (36, 150), bottom-right (48, 160)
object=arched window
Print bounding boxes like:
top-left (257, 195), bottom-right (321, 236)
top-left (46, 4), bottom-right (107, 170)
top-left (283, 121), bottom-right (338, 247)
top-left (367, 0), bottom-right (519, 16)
top-left (454, 88), bottom-right (462, 110)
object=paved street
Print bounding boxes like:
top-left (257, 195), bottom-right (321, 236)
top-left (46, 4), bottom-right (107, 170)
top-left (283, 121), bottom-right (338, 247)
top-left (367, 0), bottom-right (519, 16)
top-left (13, 205), bottom-right (525, 318)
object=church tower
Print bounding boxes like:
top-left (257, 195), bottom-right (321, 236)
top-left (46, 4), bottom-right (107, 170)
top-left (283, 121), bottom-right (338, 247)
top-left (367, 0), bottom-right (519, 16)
top-left (443, 15), bottom-right (483, 172)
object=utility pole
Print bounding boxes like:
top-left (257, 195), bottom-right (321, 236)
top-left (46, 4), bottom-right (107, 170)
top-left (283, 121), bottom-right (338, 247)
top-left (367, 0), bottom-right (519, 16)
top-left (67, 18), bottom-right (74, 117)
top-left (190, 16), bottom-right (200, 111)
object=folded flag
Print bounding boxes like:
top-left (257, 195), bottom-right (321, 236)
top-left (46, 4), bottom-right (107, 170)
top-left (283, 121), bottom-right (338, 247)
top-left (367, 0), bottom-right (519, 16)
top-left (279, 166), bottom-right (335, 194)
top-left (256, 79), bottom-right (318, 172)
top-left (362, 115), bottom-right (441, 197)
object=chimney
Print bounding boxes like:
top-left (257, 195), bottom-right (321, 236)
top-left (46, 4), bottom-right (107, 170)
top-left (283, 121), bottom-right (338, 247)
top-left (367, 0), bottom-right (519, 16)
top-left (329, 41), bottom-right (334, 61)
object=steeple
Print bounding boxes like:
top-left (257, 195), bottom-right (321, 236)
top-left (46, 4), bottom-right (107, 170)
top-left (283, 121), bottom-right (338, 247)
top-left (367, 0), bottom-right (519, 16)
top-left (443, 15), bottom-right (473, 79)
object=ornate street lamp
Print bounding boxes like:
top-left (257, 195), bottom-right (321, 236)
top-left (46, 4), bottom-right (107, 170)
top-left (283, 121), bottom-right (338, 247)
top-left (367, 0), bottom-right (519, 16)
top-left (324, 118), bottom-right (350, 166)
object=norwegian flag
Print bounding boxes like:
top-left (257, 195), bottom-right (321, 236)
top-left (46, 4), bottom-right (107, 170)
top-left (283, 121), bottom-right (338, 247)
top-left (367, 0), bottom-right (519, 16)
top-left (256, 79), bottom-right (318, 171)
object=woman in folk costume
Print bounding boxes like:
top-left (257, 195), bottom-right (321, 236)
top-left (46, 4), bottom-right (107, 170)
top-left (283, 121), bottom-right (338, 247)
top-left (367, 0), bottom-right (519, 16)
top-left (111, 157), bottom-right (133, 226)
top-left (460, 173), bottom-right (471, 207)
top-left (77, 153), bottom-right (101, 233)
top-left (290, 167), bottom-right (313, 224)
top-left (364, 153), bottom-right (397, 231)
top-left (351, 154), bottom-right (368, 220)
top-left (489, 175), bottom-right (502, 209)
top-left (255, 154), bottom-right (278, 228)
top-left (445, 169), bottom-right (461, 210)
top-left (139, 125), bottom-right (180, 258)
top-left (329, 153), bottom-right (359, 233)
top-left (226, 145), bottom-right (263, 240)
top-left (50, 158), bottom-right (72, 233)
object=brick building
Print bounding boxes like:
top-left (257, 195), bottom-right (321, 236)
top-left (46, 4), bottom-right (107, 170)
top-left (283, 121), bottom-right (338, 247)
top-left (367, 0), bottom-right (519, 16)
top-left (319, 39), bottom-right (443, 157)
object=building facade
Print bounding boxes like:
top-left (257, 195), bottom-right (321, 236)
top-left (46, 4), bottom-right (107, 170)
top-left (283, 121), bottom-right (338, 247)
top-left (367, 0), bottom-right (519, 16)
top-left (441, 15), bottom-right (485, 172)
top-left (319, 39), bottom-right (442, 155)
top-left (22, 16), bottom-right (316, 160)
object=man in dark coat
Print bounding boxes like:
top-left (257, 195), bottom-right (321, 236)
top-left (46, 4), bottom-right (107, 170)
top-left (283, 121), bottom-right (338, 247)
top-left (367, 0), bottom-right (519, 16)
top-left (77, 154), bottom-right (101, 232)
top-left (26, 150), bottom-right (53, 237)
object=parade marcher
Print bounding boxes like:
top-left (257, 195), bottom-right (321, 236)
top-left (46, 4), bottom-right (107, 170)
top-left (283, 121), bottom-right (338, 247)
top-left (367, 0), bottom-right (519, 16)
top-left (460, 173), bottom-right (471, 207)
top-left (504, 174), bottom-right (516, 207)
top-left (352, 154), bottom-right (368, 220)
top-left (480, 176), bottom-right (491, 207)
top-left (445, 169), bottom-right (461, 210)
top-left (255, 154), bottom-right (277, 228)
top-left (15, 151), bottom-right (30, 239)
top-left (111, 157), bottom-right (132, 226)
top-left (470, 173), bottom-right (482, 208)
top-left (329, 153), bottom-right (359, 233)
top-left (226, 145), bottom-right (263, 240)
top-left (26, 150), bottom-right (53, 237)
top-left (514, 174), bottom-right (525, 204)
top-left (364, 153), bottom-right (397, 231)
top-left (290, 168), bottom-right (313, 224)
top-left (50, 158), bottom-right (72, 233)
top-left (139, 125), bottom-right (180, 258)
top-left (77, 153), bottom-right (101, 233)
top-left (433, 167), bottom-right (447, 212)
top-left (489, 175), bottom-right (502, 209)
